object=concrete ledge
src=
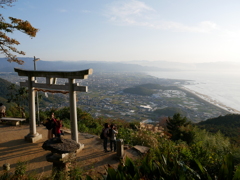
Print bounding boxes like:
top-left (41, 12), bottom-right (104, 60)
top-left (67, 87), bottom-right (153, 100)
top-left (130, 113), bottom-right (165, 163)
top-left (25, 133), bottom-right (42, 143)
top-left (1, 117), bottom-right (26, 126)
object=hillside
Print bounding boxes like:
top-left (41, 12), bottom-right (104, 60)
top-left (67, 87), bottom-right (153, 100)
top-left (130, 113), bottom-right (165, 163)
top-left (153, 107), bottom-right (187, 117)
top-left (123, 83), bottom-right (174, 96)
top-left (0, 77), bottom-right (66, 112)
top-left (197, 114), bottom-right (240, 143)
top-left (0, 77), bottom-right (12, 99)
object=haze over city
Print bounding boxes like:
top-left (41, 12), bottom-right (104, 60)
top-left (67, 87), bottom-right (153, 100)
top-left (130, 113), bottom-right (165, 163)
top-left (1, 0), bottom-right (240, 64)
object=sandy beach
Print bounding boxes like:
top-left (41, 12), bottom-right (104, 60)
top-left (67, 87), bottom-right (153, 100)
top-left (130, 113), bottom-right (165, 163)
top-left (181, 86), bottom-right (240, 114)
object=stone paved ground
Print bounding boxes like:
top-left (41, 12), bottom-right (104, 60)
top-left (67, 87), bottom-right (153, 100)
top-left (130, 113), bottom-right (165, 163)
top-left (0, 124), bottom-right (138, 179)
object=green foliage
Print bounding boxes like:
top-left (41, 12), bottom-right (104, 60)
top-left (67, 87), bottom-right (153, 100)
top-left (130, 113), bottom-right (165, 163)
top-left (69, 166), bottom-right (84, 180)
top-left (233, 165), bottom-right (240, 180)
top-left (192, 127), bottom-right (230, 154)
top-left (166, 113), bottom-right (191, 142)
top-left (197, 114), bottom-right (240, 144)
top-left (99, 157), bottom-right (140, 180)
top-left (0, 78), bottom-right (12, 99)
top-left (7, 84), bottom-right (28, 118)
top-left (14, 161), bottom-right (27, 177)
top-left (6, 105), bottom-right (21, 117)
top-left (0, 172), bottom-right (11, 180)
top-left (123, 86), bottom-right (155, 96)
top-left (39, 93), bottom-right (67, 108)
top-left (100, 148), bottom-right (240, 180)
top-left (111, 121), bottom-right (157, 147)
top-left (38, 111), bottom-right (47, 122)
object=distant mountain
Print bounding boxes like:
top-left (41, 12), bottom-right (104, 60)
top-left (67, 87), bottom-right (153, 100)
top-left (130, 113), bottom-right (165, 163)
top-left (129, 60), bottom-right (240, 72)
top-left (0, 57), bottom-right (168, 72)
top-left (2, 57), bottom-right (239, 73)
top-left (197, 114), bottom-right (240, 143)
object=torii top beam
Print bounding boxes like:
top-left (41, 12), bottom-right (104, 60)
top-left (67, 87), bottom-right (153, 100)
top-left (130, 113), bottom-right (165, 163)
top-left (14, 68), bottom-right (93, 79)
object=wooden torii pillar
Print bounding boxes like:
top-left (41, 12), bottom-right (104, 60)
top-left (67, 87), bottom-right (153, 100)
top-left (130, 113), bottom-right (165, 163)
top-left (14, 68), bottom-right (93, 143)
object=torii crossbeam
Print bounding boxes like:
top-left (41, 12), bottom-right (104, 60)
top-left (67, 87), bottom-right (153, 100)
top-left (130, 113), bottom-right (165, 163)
top-left (14, 68), bottom-right (93, 143)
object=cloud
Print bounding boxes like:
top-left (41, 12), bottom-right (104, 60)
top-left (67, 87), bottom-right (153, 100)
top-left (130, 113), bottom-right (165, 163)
top-left (106, 0), bottom-right (155, 25)
top-left (157, 20), bottom-right (218, 33)
top-left (57, 9), bottom-right (67, 13)
top-left (105, 0), bottom-right (218, 33)
top-left (81, 10), bottom-right (91, 13)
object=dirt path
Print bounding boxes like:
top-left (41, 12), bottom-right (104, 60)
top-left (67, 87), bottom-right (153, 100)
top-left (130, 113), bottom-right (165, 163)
top-left (0, 124), bottom-right (124, 178)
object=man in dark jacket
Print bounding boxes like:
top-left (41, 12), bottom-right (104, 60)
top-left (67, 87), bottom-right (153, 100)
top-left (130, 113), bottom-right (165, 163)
top-left (102, 123), bottom-right (110, 152)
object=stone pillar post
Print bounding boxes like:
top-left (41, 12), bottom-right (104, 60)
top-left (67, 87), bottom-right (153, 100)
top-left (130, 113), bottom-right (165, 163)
top-left (116, 139), bottom-right (125, 159)
top-left (25, 76), bottom-right (42, 143)
top-left (29, 76), bottom-right (36, 135)
top-left (69, 78), bottom-right (78, 143)
top-left (2, 163), bottom-right (10, 171)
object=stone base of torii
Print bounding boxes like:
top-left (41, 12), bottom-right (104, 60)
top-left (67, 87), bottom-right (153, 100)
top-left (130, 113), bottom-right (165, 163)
top-left (25, 132), bottom-right (43, 143)
top-left (14, 68), bottom-right (93, 144)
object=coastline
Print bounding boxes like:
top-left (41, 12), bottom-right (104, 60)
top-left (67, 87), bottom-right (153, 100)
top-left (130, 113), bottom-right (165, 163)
top-left (146, 71), bottom-right (240, 115)
top-left (180, 86), bottom-right (240, 114)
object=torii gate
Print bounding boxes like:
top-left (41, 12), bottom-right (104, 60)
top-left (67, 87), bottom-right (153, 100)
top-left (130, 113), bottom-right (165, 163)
top-left (14, 68), bottom-right (93, 143)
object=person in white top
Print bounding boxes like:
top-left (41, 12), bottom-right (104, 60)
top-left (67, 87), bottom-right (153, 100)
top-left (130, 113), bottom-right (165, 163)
top-left (110, 124), bottom-right (118, 152)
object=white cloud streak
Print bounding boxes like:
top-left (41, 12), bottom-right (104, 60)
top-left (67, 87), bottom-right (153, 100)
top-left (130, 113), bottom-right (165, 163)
top-left (105, 0), bottom-right (218, 33)
top-left (81, 10), bottom-right (91, 13)
top-left (58, 9), bottom-right (67, 13)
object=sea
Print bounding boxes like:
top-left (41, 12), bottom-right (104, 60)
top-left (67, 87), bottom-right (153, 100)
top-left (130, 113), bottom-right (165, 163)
top-left (147, 70), bottom-right (240, 113)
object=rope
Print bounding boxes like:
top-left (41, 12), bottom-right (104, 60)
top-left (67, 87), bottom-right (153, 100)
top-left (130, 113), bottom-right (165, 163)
top-left (34, 88), bottom-right (69, 94)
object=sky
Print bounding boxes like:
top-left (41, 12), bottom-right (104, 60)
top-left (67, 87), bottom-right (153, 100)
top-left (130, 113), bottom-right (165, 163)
top-left (2, 0), bottom-right (240, 63)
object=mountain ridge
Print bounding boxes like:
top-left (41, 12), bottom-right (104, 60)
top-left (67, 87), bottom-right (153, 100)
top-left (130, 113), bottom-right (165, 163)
top-left (1, 57), bottom-right (239, 72)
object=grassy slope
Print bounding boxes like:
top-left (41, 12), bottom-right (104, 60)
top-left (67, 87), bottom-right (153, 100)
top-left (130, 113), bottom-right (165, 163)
top-left (197, 114), bottom-right (240, 143)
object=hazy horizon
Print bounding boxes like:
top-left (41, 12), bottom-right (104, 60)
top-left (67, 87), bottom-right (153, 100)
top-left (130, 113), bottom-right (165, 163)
top-left (0, 57), bottom-right (240, 74)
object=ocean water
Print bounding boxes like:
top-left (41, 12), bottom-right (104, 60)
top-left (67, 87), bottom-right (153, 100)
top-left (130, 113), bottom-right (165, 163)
top-left (147, 70), bottom-right (240, 113)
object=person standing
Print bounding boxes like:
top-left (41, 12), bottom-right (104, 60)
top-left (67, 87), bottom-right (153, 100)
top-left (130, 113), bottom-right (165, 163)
top-left (102, 123), bottom-right (110, 152)
top-left (50, 112), bottom-right (57, 137)
top-left (0, 103), bottom-right (6, 118)
top-left (44, 118), bottom-right (54, 139)
top-left (54, 119), bottom-right (62, 138)
top-left (110, 124), bottom-right (118, 152)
